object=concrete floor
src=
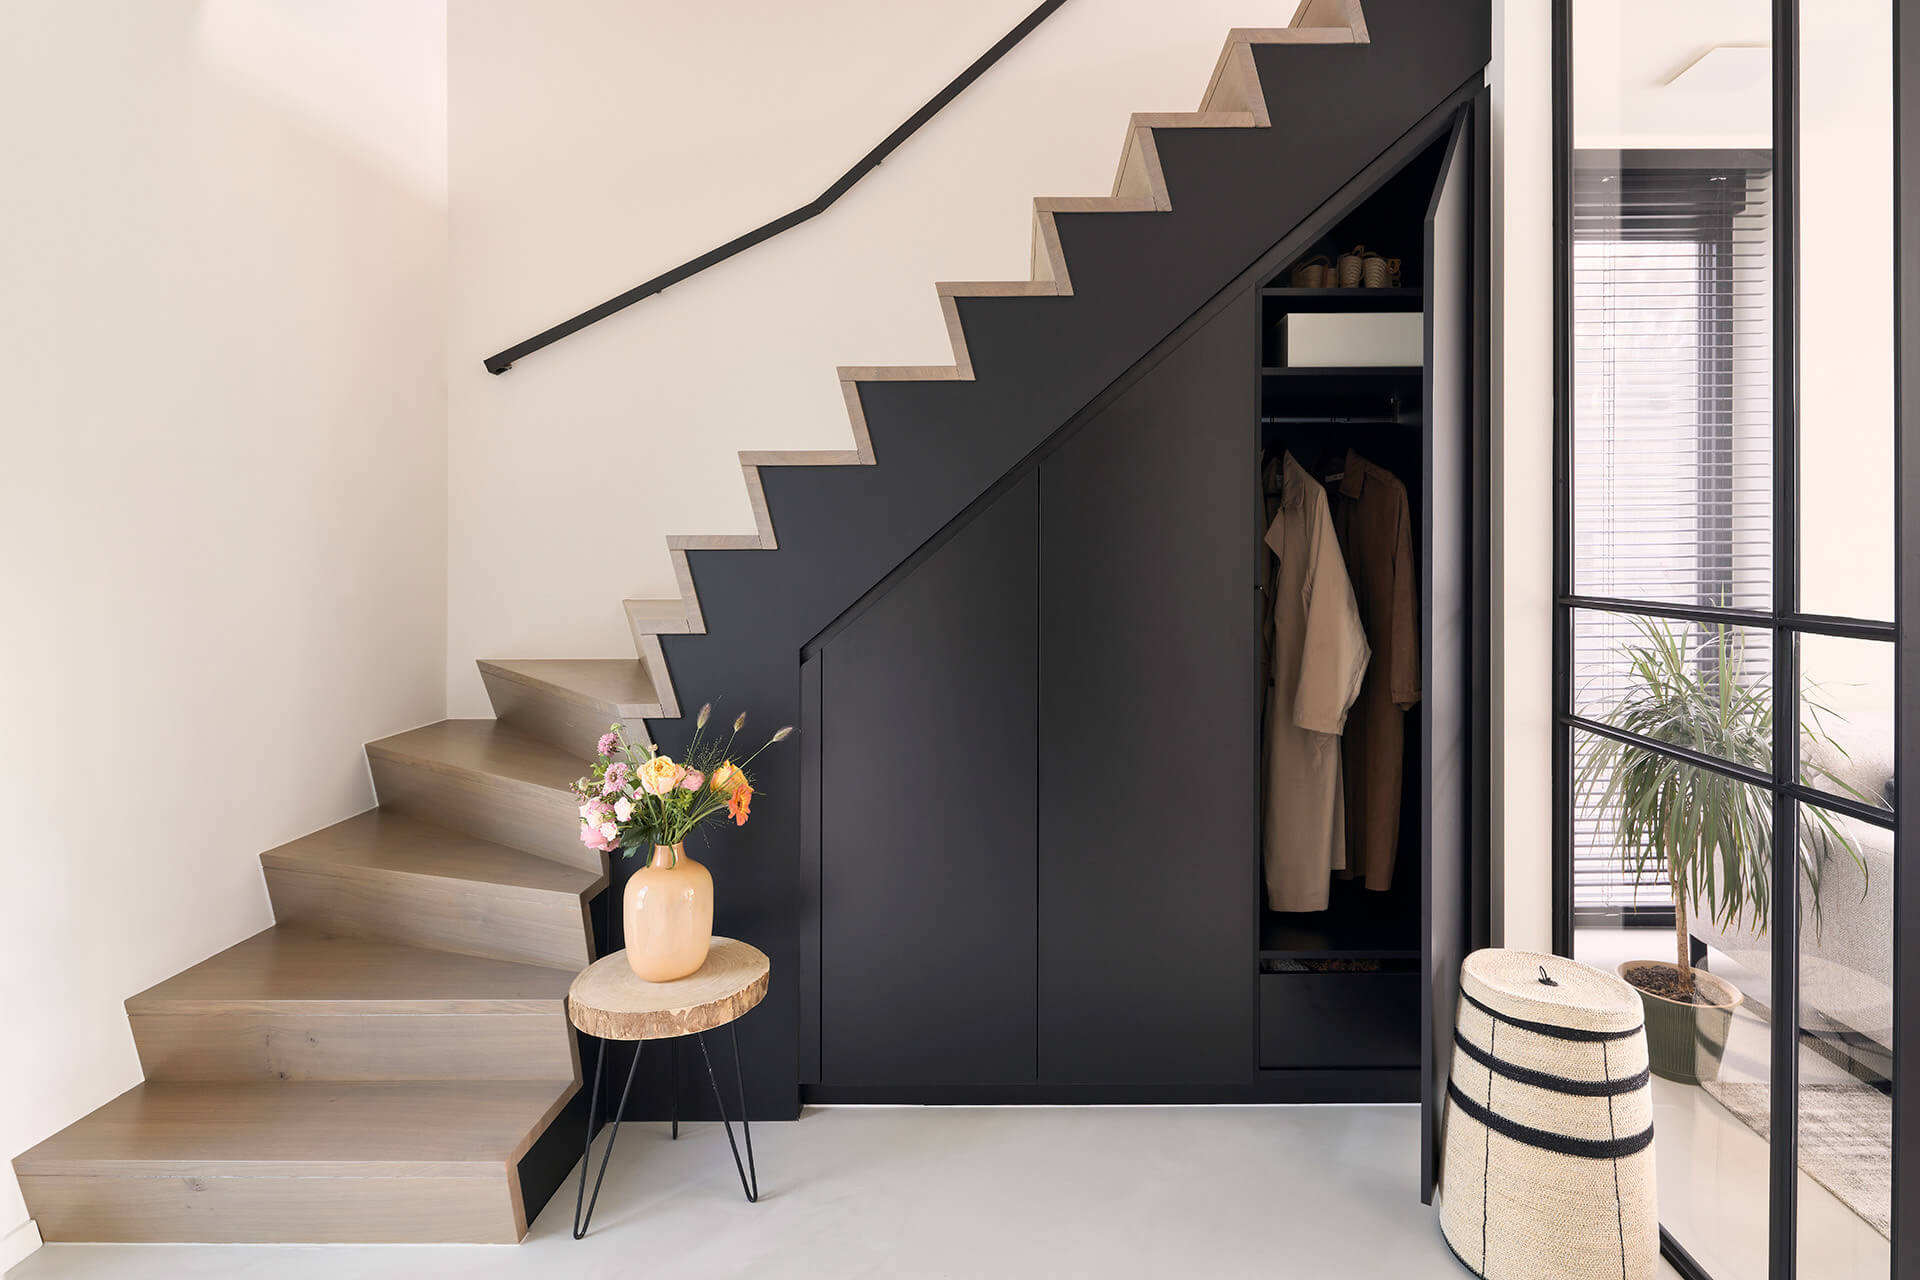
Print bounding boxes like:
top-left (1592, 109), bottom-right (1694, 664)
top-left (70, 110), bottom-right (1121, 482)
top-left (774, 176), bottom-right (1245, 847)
top-left (5, 1104), bottom-right (1685, 1279)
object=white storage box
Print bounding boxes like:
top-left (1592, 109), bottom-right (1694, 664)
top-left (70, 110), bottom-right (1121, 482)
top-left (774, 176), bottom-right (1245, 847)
top-left (1281, 311), bottom-right (1424, 368)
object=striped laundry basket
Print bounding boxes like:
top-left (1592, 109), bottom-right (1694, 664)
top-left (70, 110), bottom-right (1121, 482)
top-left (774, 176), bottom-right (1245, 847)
top-left (1437, 949), bottom-right (1658, 1280)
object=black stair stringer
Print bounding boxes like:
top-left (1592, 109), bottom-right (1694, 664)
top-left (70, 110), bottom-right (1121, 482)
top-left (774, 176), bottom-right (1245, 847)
top-left (639, 0), bottom-right (1489, 1118)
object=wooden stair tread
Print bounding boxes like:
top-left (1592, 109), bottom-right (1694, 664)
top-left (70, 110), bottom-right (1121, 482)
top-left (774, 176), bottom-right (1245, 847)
top-left (14, 1080), bottom-right (575, 1178)
top-left (627, 10), bottom-right (1375, 731)
top-left (126, 927), bottom-right (574, 1014)
top-left (477, 658), bottom-right (661, 719)
top-left (259, 809), bottom-right (600, 898)
top-left (367, 720), bottom-right (585, 794)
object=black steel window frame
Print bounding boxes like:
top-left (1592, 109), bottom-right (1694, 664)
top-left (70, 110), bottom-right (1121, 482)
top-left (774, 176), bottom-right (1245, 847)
top-left (1551, 2), bottom-right (1912, 1278)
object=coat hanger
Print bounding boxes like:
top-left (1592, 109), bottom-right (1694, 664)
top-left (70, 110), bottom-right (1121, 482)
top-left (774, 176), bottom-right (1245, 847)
top-left (1315, 446), bottom-right (1347, 486)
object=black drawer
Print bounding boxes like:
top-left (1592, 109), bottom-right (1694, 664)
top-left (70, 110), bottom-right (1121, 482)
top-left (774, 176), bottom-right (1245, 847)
top-left (1258, 970), bottom-right (1420, 1069)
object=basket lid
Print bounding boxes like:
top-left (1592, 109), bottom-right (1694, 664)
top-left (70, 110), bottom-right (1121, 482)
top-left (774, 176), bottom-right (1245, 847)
top-left (1459, 949), bottom-right (1643, 1035)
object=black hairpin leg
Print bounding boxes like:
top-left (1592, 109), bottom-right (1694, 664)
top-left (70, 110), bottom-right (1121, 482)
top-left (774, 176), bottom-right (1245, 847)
top-left (670, 1039), bottom-right (680, 1140)
top-left (572, 1038), bottom-right (644, 1239)
top-left (696, 1024), bottom-right (759, 1203)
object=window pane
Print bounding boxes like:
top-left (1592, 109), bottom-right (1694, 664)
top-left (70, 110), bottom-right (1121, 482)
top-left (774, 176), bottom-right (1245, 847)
top-left (1571, 165), bottom-right (1773, 609)
top-left (1797, 0), bottom-right (1894, 624)
top-left (1571, 732), bottom-right (1775, 1280)
top-left (1799, 633), bottom-right (1894, 814)
top-left (1573, 608), bottom-right (1772, 772)
top-left (1795, 0), bottom-right (1893, 1264)
top-left (1570, 7), bottom-right (1777, 1270)
top-left (1795, 804), bottom-right (1893, 1277)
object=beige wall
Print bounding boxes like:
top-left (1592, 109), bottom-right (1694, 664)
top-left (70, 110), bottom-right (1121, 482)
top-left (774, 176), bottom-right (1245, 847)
top-left (0, 0), bottom-right (448, 1256)
top-left (443, 0), bottom-right (1318, 716)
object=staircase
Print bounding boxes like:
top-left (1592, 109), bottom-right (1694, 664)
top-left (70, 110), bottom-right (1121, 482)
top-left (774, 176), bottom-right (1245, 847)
top-left (13, 0), bottom-right (1494, 1244)
top-left (11, 687), bottom-right (608, 1243)
top-left (626, 2), bottom-right (1375, 709)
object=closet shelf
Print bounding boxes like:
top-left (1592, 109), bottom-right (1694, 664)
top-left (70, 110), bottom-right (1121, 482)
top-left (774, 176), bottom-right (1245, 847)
top-left (1259, 885), bottom-right (1421, 961)
top-left (1260, 287), bottom-right (1424, 310)
top-left (1260, 366), bottom-right (1422, 378)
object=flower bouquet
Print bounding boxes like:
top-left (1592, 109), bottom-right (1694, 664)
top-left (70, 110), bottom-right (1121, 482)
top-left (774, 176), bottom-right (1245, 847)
top-left (572, 704), bottom-right (791, 981)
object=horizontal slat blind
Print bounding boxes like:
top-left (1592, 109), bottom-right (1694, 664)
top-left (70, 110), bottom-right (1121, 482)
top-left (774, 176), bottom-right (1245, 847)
top-left (1569, 160), bottom-right (1774, 915)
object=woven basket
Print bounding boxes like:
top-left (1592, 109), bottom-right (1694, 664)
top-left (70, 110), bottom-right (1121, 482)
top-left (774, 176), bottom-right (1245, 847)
top-left (1363, 255), bottom-right (1401, 288)
top-left (1336, 246), bottom-right (1367, 288)
top-left (1290, 255), bottom-right (1332, 288)
top-left (1437, 950), bottom-right (1659, 1280)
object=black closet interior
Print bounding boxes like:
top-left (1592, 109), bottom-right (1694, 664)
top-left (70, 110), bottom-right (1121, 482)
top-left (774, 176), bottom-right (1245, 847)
top-left (796, 99), bottom-right (1484, 1194)
top-left (1255, 138), bottom-right (1448, 1076)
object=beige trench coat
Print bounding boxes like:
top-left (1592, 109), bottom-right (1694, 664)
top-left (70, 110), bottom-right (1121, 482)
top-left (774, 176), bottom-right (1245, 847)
top-left (1263, 454), bottom-right (1371, 913)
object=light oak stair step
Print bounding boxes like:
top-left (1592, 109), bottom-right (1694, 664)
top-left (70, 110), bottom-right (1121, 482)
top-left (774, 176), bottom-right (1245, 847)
top-left (478, 657), bottom-right (662, 756)
top-left (260, 809), bottom-right (600, 969)
top-left (13, 1080), bottom-right (574, 1243)
top-left (616, 12), bottom-right (1373, 734)
top-left (125, 927), bottom-right (578, 1083)
top-left (366, 720), bottom-right (601, 875)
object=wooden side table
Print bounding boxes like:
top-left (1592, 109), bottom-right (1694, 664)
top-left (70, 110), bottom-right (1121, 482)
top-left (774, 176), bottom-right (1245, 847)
top-left (565, 937), bottom-right (771, 1238)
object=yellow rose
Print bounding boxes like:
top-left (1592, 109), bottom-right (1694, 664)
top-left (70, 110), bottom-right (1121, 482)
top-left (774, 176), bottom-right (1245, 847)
top-left (638, 755), bottom-right (685, 796)
top-left (712, 761), bottom-right (747, 794)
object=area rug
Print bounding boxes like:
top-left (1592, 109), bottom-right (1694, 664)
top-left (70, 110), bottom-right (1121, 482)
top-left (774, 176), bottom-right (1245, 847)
top-left (1701, 1081), bottom-right (1891, 1238)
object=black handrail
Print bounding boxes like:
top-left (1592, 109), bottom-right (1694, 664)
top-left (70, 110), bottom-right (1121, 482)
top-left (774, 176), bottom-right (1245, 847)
top-left (484, 0), bottom-right (1071, 374)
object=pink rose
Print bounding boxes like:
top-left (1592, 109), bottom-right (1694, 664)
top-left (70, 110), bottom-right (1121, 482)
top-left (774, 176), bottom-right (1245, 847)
top-left (680, 769), bottom-right (705, 791)
top-left (579, 822), bottom-right (615, 852)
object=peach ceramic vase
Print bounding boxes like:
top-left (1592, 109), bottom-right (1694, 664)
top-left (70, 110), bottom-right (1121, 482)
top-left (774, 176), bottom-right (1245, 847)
top-left (622, 843), bottom-right (714, 982)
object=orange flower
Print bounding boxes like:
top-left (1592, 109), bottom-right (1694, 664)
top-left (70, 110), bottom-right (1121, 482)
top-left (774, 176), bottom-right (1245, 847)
top-left (726, 781), bottom-right (753, 826)
top-left (712, 761), bottom-right (747, 794)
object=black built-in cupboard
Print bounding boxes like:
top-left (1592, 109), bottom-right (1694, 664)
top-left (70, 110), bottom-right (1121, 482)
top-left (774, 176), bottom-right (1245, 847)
top-left (800, 101), bottom-right (1484, 1194)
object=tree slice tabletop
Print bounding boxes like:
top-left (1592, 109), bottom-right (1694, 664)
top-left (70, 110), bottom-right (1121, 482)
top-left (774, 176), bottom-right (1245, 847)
top-left (567, 938), bottom-right (771, 1041)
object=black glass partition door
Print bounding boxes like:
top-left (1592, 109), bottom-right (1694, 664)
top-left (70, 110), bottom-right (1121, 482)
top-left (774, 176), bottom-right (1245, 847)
top-left (1552, 2), bottom-right (1905, 1277)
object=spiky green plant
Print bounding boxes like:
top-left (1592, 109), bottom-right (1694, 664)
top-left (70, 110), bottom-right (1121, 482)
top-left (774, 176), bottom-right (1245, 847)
top-left (1575, 617), bottom-right (1869, 999)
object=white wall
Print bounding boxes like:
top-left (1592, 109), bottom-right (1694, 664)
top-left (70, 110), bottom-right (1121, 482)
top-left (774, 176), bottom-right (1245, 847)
top-left (444, 0), bottom-right (1316, 716)
top-left (1488, 0), bottom-right (1555, 953)
top-left (0, 0), bottom-right (448, 1254)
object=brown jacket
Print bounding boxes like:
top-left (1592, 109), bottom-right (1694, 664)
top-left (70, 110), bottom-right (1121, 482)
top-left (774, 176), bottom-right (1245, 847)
top-left (1327, 450), bottom-right (1420, 891)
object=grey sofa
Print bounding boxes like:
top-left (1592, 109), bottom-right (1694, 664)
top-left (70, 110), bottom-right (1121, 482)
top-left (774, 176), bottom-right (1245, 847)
top-left (1690, 701), bottom-right (1894, 1079)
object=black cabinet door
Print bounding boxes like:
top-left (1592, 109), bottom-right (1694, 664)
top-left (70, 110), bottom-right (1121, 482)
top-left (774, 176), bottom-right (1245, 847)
top-left (818, 472), bottom-right (1039, 1086)
top-left (1036, 292), bottom-right (1259, 1085)
top-left (1420, 105), bottom-right (1475, 1200)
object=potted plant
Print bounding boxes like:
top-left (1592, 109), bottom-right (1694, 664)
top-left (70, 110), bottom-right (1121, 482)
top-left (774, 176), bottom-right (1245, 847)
top-left (1577, 618), bottom-right (1867, 1083)
top-left (572, 703), bottom-right (791, 982)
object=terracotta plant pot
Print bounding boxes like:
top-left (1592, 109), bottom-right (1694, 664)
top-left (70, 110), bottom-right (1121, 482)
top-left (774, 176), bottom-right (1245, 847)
top-left (1618, 960), bottom-right (1743, 1085)
top-left (623, 843), bottom-right (714, 982)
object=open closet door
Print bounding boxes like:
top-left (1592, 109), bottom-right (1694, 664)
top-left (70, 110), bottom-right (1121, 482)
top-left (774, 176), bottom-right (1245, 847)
top-left (1419, 105), bottom-right (1474, 1203)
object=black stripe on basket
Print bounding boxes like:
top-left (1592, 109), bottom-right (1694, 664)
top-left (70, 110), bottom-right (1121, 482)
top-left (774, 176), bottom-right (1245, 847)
top-left (1461, 990), bottom-right (1642, 1042)
top-left (1453, 1030), bottom-right (1651, 1097)
top-left (1446, 1081), bottom-right (1655, 1160)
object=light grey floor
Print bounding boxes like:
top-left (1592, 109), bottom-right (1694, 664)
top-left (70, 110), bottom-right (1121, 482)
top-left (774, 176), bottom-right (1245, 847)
top-left (8, 1104), bottom-right (1681, 1279)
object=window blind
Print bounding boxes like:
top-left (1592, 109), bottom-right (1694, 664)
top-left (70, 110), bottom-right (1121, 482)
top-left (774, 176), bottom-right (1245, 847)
top-left (1569, 158), bottom-right (1774, 917)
